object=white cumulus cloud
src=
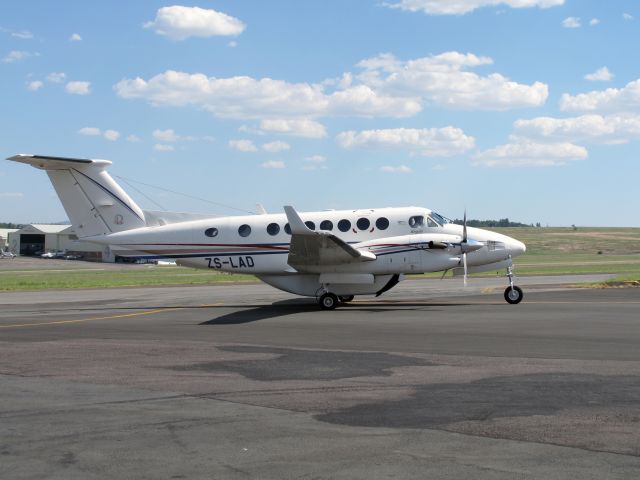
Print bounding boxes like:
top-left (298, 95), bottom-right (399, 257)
top-left (262, 141), bottom-right (290, 153)
top-left (78, 127), bottom-right (101, 136)
top-left (126, 135), bottom-right (141, 142)
top-left (473, 140), bottom-right (587, 167)
top-left (356, 52), bottom-right (548, 110)
top-left (46, 72), bottom-right (66, 83)
top-left (336, 127), bottom-right (475, 157)
top-left (380, 165), bottom-right (413, 173)
top-left (385, 0), bottom-right (564, 15)
top-left (114, 51), bottom-right (545, 122)
top-left (305, 155), bottom-right (326, 163)
top-left (115, 70), bottom-right (419, 119)
top-left (2, 50), bottom-right (37, 63)
top-left (144, 5), bottom-right (245, 40)
top-left (261, 160), bottom-right (285, 169)
top-left (153, 129), bottom-right (179, 142)
top-left (589, 18), bottom-right (600, 26)
top-left (623, 13), bottom-right (634, 21)
top-left (259, 118), bottom-right (327, 138)
top-left (103, 129), bottom-right (120, 141)
top-left (27, 80), bottom-right (43, 91)
top-left (12, 30), bottom-right (33, 40)
top-left (584, 67), bottom-right (613, 82)
top-left (154, 143), bottom-right (174, 152)
top-left (562, 17), bottom-right (581, 28)
top-left (514, 114), bottom-right (640, 145)
top-left (229, 139), bottom-right (258, 152)
top-left (560, 78), bottom-right (640, 113)
top-left (70, 33), bottom-right (82, 41)
top-left (65, 81), bottom-right (91, 95)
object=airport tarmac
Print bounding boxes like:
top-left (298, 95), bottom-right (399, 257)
top-left (1, 276), bottom-right (639, 479)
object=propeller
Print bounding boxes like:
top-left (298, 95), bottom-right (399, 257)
top-left (461, 210), bottom-right (468, 286)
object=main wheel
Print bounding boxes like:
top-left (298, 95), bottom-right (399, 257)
top-left (339, 295), bottom-right (354, 303)
top-left (504, 285), bottom-right (523, 304)
top-left (319, 292), bottom-right (339, 310)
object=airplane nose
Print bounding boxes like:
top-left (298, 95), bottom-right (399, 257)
top-left (509, 239), bottom-right (526, 256)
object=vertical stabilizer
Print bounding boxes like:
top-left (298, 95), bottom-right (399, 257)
top-left (7, 154), bottom-right (146, 238)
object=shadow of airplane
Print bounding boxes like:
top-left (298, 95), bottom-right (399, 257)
top-left (198, 298), bottom-right (482, 325)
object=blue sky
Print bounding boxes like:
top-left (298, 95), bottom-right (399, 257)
top-left (1, 0), bottom-right (639, 226)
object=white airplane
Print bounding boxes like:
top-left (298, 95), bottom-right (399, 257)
top-left (8, 154), bottom-right (526, 309)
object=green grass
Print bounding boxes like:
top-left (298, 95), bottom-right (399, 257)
top-left (0, 266), bottom-right (257, 291)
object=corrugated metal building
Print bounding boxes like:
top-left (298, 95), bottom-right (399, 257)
top-left (0, 228), bottom-right (19, 250)
top-left (6, 224), bottom-right (113, 262)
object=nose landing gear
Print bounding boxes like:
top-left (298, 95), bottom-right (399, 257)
top-left (504, 259), bottom-right (523, 304)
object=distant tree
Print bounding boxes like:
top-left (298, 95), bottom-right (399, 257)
top-left (452, 218), bottom-right (529, 227)
top-left (0, 222), bottom-right (24, 229)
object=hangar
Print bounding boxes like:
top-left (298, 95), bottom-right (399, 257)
top-left (0, 228), bottom-right (18, 251)
top-left (6, 224), bottom-right (114, 262)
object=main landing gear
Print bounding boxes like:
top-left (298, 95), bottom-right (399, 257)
top-left (317, 292), bottom-right (355, 310)
top-left (503, 261), bottom-right (524, 304)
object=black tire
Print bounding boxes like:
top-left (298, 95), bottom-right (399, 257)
top-left (319, 293), bottom-right (339, 310)
top-left (504, 286), bottom-right (523, 304)
top-left (339, 295), bottom-right (355, 303)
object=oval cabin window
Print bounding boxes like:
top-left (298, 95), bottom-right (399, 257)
top-left (238, 224), bottom-right (252, 237)
top-left (205, 228), bottom-right (219, 237)
top-left (320, 220), bottom-right (333, 231)
top-left (338, 219), bottom-right (351, 232)
top-left (356, 217), bottom-right (370, 230)
top-left (266, 223), bottom-right (280, 236)
top-left (375, 217), bottom-right (389, 230)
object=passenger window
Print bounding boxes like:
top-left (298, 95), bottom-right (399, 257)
top-left (375, 217), bottom-right (389, 230)
top-left (204, 227), bottom-right (218, 237)
top-left (356, 217), bottom-right (370, 230)
top-left (284, 223), bottom-right (291, 235)
top-left (338, 219), bottom-right (351, 232)
top-left (320, 220), bottom-right (333, 231)
top-left (266, 223), bottom-right (280, 236)
top-left (305, 221), bottom-right (315, 230)
top-left (427, 217), bottom-right (439, 228)
top-left (238, 224), bottom-right (251, 237)
top-left (408, 216), bottom-right (424, 228)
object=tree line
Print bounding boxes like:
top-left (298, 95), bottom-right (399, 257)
top-left (452, 218), bottom-right (537, 228)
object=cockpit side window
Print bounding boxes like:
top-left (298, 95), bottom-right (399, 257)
top-left (431, 212), bottom-right (450, 225)
top-left (408, 216), bottom-right (424, 228)
top-left (427, 217), bottom-right (439, 228)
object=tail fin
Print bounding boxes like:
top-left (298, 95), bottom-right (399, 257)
top-left (7, 154), bottom-right (146, 238)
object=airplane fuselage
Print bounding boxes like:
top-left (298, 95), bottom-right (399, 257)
top-left (97, 206), bottom-right (525, 297)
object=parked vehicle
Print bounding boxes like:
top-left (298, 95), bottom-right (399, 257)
top-left (41, 250), bottom-right (66, 259)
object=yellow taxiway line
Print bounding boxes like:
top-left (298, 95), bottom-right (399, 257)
top-left (0, 308), bottom-right (182, 329)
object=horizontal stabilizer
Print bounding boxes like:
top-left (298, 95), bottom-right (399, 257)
top-left (7, 154), bottom-right (111, 170)
top-left (7, 153), bottom-right (145, 237)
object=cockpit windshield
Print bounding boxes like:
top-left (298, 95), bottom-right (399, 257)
top-left (430, 212), bottom-right (450, 226)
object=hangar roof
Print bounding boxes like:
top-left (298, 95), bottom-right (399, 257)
top-left (15, 224), bottom-right (72, 234)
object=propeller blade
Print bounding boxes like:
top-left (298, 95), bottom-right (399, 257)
top-left (462, 210), bottom-right (467, 244)
top-left (463, 252), bottom-right (468, 287)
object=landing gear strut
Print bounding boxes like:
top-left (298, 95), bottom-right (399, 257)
top-left (503, 260), bottom-right (523, 304)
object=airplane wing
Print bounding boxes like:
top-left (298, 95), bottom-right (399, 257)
top-left (284, 206), bottom-right (376, 269)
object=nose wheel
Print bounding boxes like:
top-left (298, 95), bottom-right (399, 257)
top-left (504, 259), bottom-right (523, 304)
top-left (504, 285), bottom-right (523, 304)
